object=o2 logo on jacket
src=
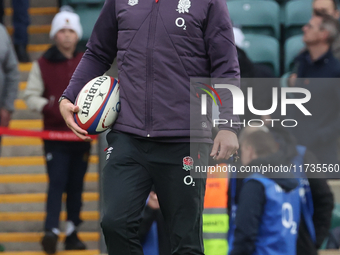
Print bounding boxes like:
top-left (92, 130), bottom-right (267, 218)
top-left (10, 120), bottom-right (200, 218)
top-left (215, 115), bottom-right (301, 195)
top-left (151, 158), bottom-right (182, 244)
top-left (175, 18), bottom-right (186, 30)
top-left (282, 202), bottom-right (297, 234)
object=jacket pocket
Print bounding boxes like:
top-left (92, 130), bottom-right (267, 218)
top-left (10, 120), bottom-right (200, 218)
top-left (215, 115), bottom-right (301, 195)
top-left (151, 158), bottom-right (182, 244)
top-left (180, 56), bottom-right (210, 77)
top-left (117, 30), bottom-right (136, 51)
top-left (169, 34), bottom-right (209, 77)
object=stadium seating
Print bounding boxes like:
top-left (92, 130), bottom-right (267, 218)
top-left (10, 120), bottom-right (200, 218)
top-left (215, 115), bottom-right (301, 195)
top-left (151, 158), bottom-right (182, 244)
top-left (284, 0), bottom-right (313, 39)
top-left (74, 4), bottom-right (103, 42)
top-left (284, 34), bottom-right (305, 72)
top-left (242, 34), bottom-right (280, 76)
top-left (227, 0), bottom-right (281, 39)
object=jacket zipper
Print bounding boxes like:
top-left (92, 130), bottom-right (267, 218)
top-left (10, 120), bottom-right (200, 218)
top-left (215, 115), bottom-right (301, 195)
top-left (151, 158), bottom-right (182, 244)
top-left (145, 0), bottom-right (160, 137)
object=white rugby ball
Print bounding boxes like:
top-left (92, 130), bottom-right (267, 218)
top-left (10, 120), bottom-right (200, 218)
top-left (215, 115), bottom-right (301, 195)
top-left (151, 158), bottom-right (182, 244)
top-left (74, 76), bottom-right (120, 134)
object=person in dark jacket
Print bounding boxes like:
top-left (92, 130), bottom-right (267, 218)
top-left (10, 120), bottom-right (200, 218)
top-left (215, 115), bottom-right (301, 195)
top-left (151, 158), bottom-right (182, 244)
top-left (0, 0), bottom-right (30, 62)
top-left (229, 130), bottom-right (301, 255)
top-left (289, 11), bottom-right (340, 166)
top-left (59, 0), bottom-right (240, 254)
top-left (24, 8), bottom-right (90, 254)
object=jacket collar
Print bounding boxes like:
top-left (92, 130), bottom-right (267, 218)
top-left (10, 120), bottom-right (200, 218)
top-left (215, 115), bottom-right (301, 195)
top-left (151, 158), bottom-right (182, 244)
top-left (42, 45), bottom-right (80, 62)
top-left (302, 48), bottom-right (333, 65)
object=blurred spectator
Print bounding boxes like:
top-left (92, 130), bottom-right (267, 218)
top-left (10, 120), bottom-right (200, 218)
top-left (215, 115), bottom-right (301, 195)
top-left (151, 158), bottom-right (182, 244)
top-left (312, 0), bottom-right (340, 165)
top-left (229, 125), bottom-right (334, 255)
top-left (23, 8), bottom-right (90, 254)
top-left (313, 0), bottom-right (340, 18)
top-left (270, 126), bottom-right (334, 255)
top-left (0, 0), bottom-right (30, 62)
top-left (289, 12), bottom-right (340, 164)
top-left (0, 22), bottom-right (19, 255)
top-left (289, 0), bottom-right (340, 84)
top-left (313, 0), bottom-right (340, 59)
top-left (0, 23), bottom-right (19, 153)
top-left (230, 126), bottom-right (334, 254)
top-left (228, 130), bottom-right (301, 255)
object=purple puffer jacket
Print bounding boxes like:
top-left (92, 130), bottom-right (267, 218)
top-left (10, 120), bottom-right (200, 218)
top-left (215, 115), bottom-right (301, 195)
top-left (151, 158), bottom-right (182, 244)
top-left (62, 0), bottom-right (240, 139)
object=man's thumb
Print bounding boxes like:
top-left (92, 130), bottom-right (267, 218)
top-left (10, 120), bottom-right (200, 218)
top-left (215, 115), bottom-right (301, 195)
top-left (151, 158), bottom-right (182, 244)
top-left (73, 105), bottom-right (80, 113)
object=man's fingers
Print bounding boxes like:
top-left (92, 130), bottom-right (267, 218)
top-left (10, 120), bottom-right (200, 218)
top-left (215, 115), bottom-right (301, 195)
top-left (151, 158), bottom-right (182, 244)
top-left (65, 114), bottom-right (87, 135)
top-left (69, 125), bottom-right (92, 141)
top-left (210, 142), bottom-right (220, 157)
top-left (66, 117), bottom-right (92, 141)
top-left (215, 144), bottom-right (236, 161)
top-left (212, 140), bottom-right (238, 161)
top-left (60, 101), bottom-right (92, 141)
top-left (68, 121), bottom-right (88, 136)
top-left (216, 143), bottom-right (228, 160)
top-left (211, 130), bottom-right (240, 160)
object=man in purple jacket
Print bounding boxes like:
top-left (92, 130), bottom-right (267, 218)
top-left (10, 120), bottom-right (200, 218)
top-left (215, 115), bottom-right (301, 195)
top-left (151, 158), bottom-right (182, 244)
top-left (59, 0), bottom-right (240, 254)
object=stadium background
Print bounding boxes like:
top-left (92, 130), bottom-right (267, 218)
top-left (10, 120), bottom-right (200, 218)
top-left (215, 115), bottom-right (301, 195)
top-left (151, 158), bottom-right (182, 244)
top-left (0, 0), bottom-right (339, 254)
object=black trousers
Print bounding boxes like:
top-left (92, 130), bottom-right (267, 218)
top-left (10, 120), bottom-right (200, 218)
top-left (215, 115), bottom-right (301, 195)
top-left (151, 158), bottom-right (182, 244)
top-left (101, 132), bottom-right (208, 255)
top-left (43, 140), bottom-right (91, 230)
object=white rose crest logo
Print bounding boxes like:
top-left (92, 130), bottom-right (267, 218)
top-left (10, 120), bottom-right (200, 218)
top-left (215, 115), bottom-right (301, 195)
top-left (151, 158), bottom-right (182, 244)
top-left (176, 0), bottom-right (191, 14)
top-left (128, 0), bottom-right (138, 6)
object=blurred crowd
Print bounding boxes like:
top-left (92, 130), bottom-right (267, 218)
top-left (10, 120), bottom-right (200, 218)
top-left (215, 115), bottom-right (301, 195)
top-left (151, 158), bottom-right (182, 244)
top-left (0, 0), bottom-right (340, 254)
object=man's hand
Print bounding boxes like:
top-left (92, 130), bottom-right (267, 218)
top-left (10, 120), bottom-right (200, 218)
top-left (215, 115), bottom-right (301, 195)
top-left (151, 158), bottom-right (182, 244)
top-left (59, 99), bottom-right (92, 141)
top-left (210, 130), bottom-right (239, 161)
top-left (0, 108), bottom-right (11, 127)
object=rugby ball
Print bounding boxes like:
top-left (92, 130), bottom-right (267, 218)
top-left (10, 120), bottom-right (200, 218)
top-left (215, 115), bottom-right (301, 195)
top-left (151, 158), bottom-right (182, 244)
top-left (74, 76), bottom-right (120, 134)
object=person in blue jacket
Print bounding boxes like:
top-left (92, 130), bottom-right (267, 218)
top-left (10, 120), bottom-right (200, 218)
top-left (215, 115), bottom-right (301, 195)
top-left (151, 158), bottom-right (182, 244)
top-left (229, 130), bottom-right (301, 255)
top-left (269, 126), bottom-right (334, 255)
